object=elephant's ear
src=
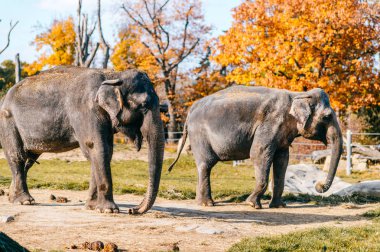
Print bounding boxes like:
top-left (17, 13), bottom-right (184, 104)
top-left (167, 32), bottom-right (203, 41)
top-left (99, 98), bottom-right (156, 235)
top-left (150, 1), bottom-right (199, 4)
top-left (95, 82), bottom-right (124, 128)
top-left (290, 95), bottom-right (312, 130)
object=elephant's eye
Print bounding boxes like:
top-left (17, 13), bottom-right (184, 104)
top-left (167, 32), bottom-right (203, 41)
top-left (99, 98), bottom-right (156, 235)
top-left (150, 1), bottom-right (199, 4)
top-left (322, 114), bottom-right (332, 121)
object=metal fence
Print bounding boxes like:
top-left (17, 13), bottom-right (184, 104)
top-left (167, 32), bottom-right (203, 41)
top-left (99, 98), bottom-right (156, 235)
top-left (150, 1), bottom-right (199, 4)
top-left (345, 131), bottom-right (380, 175)
top-left (165, 130), bottom-right (380, 176)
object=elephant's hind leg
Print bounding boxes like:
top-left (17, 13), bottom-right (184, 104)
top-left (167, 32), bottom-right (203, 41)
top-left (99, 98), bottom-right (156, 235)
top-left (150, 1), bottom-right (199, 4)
top-left (7, 155), bottom-right (35, 205)
top-left (1, 124), bottom-right (35, 205)
top-left (192, 143), bottom-right (218, 206)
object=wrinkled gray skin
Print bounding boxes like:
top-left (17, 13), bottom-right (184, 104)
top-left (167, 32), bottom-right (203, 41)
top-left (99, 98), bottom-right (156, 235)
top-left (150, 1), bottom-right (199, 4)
top-left (0, 66), bottom-right (164, 214)
top-left (169, 86), bottom-right (343, 208)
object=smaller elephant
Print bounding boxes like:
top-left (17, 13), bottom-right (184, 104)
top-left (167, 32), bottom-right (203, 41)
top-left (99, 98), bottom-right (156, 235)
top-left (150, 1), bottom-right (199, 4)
top-left (169, 86), bottom-right (343, 208)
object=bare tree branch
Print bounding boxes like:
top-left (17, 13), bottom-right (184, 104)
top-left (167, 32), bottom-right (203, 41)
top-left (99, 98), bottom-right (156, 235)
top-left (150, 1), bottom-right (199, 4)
top-left (97, 0), bottom-right (110, 68)
top-left (74, 0), bottom-right (100, 68)
top-left (84, 42), bottom-right (100, 67)
top-left (0, 20), bottom-right (19, 55)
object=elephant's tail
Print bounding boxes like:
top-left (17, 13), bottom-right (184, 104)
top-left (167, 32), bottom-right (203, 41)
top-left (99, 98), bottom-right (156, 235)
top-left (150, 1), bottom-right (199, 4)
top-left (167, 122), bottom-right (188, 173)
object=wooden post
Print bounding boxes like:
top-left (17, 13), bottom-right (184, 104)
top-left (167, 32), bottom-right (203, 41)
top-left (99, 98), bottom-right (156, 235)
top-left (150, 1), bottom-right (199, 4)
top-left (15, 53), bottom-right (21, 83)
top-left (346, 130), bottom-right (352, 175)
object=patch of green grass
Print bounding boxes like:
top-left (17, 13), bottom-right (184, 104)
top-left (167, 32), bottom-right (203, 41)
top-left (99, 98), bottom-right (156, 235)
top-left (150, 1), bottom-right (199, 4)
top-left (281, 193), bottom-right (380, 205)
top-left (0, 156), bottom-right (255, 200)
top-left (363, 208), bottom-right (380, 221)
top-left (228, 223), bottom-right (380, 252)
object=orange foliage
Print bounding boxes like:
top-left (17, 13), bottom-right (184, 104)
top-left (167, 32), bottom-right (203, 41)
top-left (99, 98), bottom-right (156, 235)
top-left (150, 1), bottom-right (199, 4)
top-left (213, 0), bottom-right (380, 111)
top-left (25, 17), bottom-right (76, 75)
top-left (111, 25), bottom-right (161, 85)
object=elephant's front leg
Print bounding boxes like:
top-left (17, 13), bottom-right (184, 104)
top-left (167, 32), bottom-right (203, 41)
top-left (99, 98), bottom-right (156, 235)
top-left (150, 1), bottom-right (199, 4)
top-left (87, 141), bottom-right (119, 213)
top-left (84, 165), bottom-right (97, 210)
top-left (246, 142), bottom-right (275, 209)
top-left (269, 148), bottom-right (289, 208)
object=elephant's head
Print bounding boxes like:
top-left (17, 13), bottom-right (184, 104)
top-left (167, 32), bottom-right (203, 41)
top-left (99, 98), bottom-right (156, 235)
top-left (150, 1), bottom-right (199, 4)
top-left (290, 88), bottom-right (343, 193)
top-left (95, 70), bottom-right (165, 214)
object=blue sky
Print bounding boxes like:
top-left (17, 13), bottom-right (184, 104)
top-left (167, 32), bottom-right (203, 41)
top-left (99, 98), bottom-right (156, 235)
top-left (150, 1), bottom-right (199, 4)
top-left (0, 0), bottom-right (240, 63)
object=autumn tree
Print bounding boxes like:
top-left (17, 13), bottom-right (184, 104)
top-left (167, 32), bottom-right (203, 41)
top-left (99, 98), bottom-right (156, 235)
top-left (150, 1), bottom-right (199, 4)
top-left (26, 0), bottom-right (109, 74)
top-left (24, 17), bottom-right (76, 75)
top-left (121, 0), bottom-right (210, 141)
top-left (180, 46), bottom-right (230, 116)
top-left (213, 0), bottom-right (380, 112)
top-left (111, 25), bottom-right (161, 83)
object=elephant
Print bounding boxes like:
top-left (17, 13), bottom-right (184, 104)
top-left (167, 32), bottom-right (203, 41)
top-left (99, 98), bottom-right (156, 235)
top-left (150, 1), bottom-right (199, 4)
top-left (0, 66), bottom-right (165, 214)
top-left (168, 86), bottom-right (343, 208)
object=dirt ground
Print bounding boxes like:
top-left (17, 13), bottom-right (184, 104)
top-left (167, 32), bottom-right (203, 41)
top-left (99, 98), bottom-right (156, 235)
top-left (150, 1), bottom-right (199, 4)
top-left (0, 145), bottom-right (177, 162)
top-left (1, 189), bottom-right (379, 252)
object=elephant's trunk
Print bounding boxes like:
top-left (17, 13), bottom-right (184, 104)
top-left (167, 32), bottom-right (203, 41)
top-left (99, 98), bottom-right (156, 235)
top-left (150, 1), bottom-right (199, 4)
top-left (315, 113), bottom-right (343, 193)
top-left (129, 105), bottom-right (164, 214)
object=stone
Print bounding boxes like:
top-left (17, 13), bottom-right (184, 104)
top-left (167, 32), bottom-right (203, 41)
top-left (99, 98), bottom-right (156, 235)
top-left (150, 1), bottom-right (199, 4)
top-left (0, 189), bottom-right (4, 196)
top-left (1, 216), bottom-right (14, 223)
top-left (352, 161), bottom-right (368, 172)
top-left (283, 164), bottom-right (351, 196)
top-left (103, 242), bottom-right (118, 252)
top-left (334, 180), bottom-right (380, 197)
top-left (195, 226), bottom-right (224, 235)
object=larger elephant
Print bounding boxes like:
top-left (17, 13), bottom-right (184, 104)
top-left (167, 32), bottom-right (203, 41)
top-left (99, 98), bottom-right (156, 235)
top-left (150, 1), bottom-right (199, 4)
top-left (0, 66), bottom-right (165, 214)
top-left (169, 86), bottom-right (343, 208)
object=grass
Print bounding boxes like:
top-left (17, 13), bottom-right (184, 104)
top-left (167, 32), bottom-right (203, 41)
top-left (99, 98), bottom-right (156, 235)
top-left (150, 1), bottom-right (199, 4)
top-left (0, 154), bottom-right (379, 203)
top-left (0, 155), bottom-right (255, 200)
top-left (228, 223), bottom-right (380, 252)
top-left (362, 208), bottom-right (380, 221)
top-left (336, 168), bottom-right (380, 184)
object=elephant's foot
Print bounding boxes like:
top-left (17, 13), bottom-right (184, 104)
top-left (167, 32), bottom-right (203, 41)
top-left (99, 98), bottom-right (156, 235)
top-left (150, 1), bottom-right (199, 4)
top-left (95, 199), bottom-right (119, 214)
top-left (84, 198), bottom-right (97, 210)
top-left (246, 195), bottom-right (262, 209)
top-left (269, 199), bottom-right (286, 208)
top-left (9, 191), bottom-right (35, 205)
top-left (197, 198), bottom-right (215, 207)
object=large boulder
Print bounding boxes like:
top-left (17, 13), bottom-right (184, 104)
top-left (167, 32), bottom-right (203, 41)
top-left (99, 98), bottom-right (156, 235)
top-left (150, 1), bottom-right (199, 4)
top-left (283, 164), bottom-right (351, 196)
top-left (333, 180), bottom-right (380, 197)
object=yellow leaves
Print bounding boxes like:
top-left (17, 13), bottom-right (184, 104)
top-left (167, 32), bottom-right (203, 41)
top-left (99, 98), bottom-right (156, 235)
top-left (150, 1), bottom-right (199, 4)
top-left (25, 17), bottom-right (76, 76)
top-left (111, 26), bottom-right (161, 85)
top-left (213, 0), bottom-right (380, 112)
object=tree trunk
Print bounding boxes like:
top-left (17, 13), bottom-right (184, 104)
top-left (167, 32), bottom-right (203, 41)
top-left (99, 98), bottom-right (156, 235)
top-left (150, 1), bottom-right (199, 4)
top-left (167, 97), bottom-right (178, 143)
top-left (15, 53), bottom-right (21, 83)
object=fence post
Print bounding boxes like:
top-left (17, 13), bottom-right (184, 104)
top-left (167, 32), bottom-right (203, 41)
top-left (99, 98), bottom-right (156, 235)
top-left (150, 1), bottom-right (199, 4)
top-left (346, 130), bottom-right (352, 175)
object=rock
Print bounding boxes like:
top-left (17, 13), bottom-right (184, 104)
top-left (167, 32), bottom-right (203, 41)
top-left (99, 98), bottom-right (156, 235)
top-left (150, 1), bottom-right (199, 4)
top-left (103, 242), bottom-right (118, 252)
top-left (353, 162), bottom-right (368, 172)
top-left (1, 216), bottom-right (14, 223)
top-left (175, 224), bottom-right (199, 232)
top-left (50, 194), bottom-right (56, 201)
top-left (90, 241), bottom-right (104, 251)
top-left (0, 189), bottom-right (4, 196)
top-left (195, 226), bottom-right (224, 235)
top-left (81, 241), bottom-right (90, 249)
top-left (56, 196), bottom-right (68, 203)
top-left (170, 242), bottom-right (180, 252)
top-left (334, 180), bottom-right (380, 197)
top-left (69, 244), bottom-right (78, 249)
top-left (283, 164), bottom-right (351, 196)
